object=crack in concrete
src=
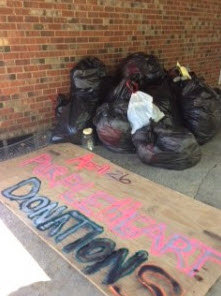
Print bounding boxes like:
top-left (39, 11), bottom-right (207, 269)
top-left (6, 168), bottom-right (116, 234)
top-left (194, 161), bottom-right (221, 199)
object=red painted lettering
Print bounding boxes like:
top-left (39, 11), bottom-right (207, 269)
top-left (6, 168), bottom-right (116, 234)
top-left (20, 153), bottom-right (51, 167)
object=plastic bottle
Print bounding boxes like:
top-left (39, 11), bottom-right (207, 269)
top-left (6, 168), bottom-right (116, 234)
top-left (82, 128), bottom-right (94, 151)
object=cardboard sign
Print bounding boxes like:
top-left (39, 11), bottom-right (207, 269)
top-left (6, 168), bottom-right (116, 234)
top-left (0, 143), bottom-right (221, 296)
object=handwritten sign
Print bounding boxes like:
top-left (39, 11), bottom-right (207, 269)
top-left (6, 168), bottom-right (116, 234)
top-left (0, 143), bottom-right (221, 296)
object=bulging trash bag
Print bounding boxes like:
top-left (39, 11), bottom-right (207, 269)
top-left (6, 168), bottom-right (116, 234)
top-left (51, 96), bottom-right (91, 144)
top-left (132, 118), bottom-right (201, 170)
top-left (174, 78), bottom-right (221, 145)
top-left (94, 102), bottom-right (135, 153)
top-left (145, 77), bottom-right (179, 121)
top-left (55, 94), bottom-right (69, 118)
top-left (127, 91), bottom-right (165, 134)
top-left (70, 57), bottom-right (106, 92)
top-left (118, 52), bottom-right (166, 87)
top-left (214, 87), bottom-right (221, 98)
top-left (51, 57), bottom-right (106, 144)
top-left (99, 75), bottom-right (117, 104)
top-left (106, 78), bottom-right (134, 103)
top-left (69, 56), bottom-right (107, 122)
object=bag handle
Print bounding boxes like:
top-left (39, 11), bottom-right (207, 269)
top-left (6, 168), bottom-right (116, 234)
top-left (126, 80), bottom-right (139, 93)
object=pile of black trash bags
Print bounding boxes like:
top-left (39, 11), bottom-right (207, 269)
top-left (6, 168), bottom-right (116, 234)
top-left (51, 53), bottom-right (221, 170)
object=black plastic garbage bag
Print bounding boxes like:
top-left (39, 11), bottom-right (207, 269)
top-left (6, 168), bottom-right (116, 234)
top-left (99, 75), bottom-right (117, 104)
top-left (132, 118), bottom-right (201, 170)
top-left (51, 57), bottom-right (106, 144)
top-left (118, 52), bottom-right (166, 87)
top-left (144, 77), bottom-right (181, 123)
top-left (51, 96), bottom-right (91, 144)
top-left (70, 57), bottom-right (106, 93)
top-left (214, 87), bottom-right (221, 97)
top-left (103, 78), bottom-right (134, 105)
top-left (55, 94), bottom-right (69, 118)
top-left (174, 78), bottom-right (221, 145)
top-left (94, 103), bottom-right (135, 153)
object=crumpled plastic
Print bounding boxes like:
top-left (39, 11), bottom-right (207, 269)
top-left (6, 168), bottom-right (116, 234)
top-left (51, 57), bottom-right (106, 144)
top-left (55, 94), bottom-right (69, 119)
top-left (173, 77), bottom-right (221, 144)
top-left (132, 117), bottom-right (201, 170)
top-left (127, 91), bottom-right (165, 134)
top-left (118, 52), bottom-right (166, 88)
top-left (94, 102), bottom-right (135, 153)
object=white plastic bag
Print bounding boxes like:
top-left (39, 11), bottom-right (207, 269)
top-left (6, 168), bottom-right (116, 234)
top-left (127, 91), bottom-right (165, 134)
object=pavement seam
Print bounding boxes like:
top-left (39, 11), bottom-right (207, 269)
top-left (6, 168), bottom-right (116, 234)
top-left (205, 275), bottom-right (221, 296)
top-left (194, 161), bottom-right (221, 199)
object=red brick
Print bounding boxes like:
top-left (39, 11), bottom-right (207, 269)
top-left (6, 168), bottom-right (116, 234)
top-left (6, 0), bottom-right (23, 8)
top-left (0, 68), bottom-right (5, 74)
top-left (17, 117), bottom-right (30, 124)
top-left (23, 1), bottom-right (39, 8)
top-left (25, 16), bottom-right (40, 23)
top-left (0, 107), bottom-right (14, 115)
top-left (6, 66), bottom-right (23, 73)
top-left (2, 87), bottom-right (19, 95)
top-left (17, 72), bottom-right (32, 79)
top-left (8, 15), bottom-right (24, 22)
top-left (0, 23), bottom-right (16, 30)
top-left (7, 31), bottom-right (25, 38)
top-left (15, 59), bottom-right (30, 65)
top-left (0, 7), bottom-right (13, 14)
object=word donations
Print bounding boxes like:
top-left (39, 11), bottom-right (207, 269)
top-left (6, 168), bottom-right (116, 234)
top-left (1, 177), bottom-right (148, 285)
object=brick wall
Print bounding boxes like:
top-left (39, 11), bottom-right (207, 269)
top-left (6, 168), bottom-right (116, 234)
top-left (0, 0), bottom-right (220, 140)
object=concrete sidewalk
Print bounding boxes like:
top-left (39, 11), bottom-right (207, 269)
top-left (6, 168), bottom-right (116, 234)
top-left (1, 130), bottom-right (221, 296)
